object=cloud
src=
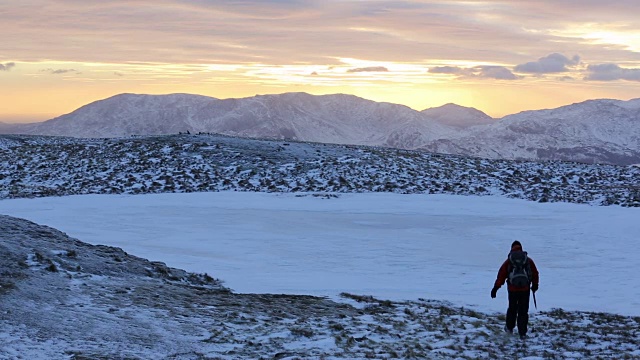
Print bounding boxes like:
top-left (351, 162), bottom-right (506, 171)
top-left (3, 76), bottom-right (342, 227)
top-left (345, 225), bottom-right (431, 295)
top-left (0, 62), bottom-right (16, 71)
top-left (429, 66), bottom-right (462, 74)
top-left (585, 63), bottom-right (640, 81)
top-left (515, 53), bottom-right (580, 73)
top-left (475, 66), bottom-right (519, 80)
top-left (347, 66), bottom-right (389, 73)
top-left (429, 65), bottom-right (519, 80)
top-left (41, 68), bottom-right (80, 75)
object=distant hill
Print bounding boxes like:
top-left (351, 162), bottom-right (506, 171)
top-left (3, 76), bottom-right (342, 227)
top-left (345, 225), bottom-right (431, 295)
top-left (422, 98), bottom-right (640, 165)
top-left (3, 92), bottom-right (640, 165)
top-left (6, 93), bottom-right (456, 150)
top-left (0, 121), bottom-right (21, 134)
top-left (421, 103), bottom-right (495, 128)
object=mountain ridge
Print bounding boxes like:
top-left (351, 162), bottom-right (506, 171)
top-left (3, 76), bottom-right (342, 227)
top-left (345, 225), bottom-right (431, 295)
top-left (2, 92), bottom-right (639, 165)
top-left (422, 97), bottom-right (640, 165)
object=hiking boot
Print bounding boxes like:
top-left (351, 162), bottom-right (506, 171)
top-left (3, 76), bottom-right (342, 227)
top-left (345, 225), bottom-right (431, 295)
top-left (519, 333), bottom-right (527, 340)
top-left (504, 325), bottom-right (513, 334)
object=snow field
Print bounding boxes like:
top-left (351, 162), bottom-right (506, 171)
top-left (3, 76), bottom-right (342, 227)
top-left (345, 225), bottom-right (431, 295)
top-left (0, 191), bottom-right (638, 317)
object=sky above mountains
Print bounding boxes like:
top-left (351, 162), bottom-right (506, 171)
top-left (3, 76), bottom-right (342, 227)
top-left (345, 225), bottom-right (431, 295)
top-left (2, 0), bottom-right (640, 122)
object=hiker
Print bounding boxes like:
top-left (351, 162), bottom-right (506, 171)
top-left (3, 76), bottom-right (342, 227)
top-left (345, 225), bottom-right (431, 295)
top-left (491, 240), bottom-right (539, 339)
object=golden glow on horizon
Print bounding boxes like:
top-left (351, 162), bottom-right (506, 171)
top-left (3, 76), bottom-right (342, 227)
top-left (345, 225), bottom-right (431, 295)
top-left (2, 57), bottom-right (639, 124)
top-left (0, 55), bottom-right (638, 123)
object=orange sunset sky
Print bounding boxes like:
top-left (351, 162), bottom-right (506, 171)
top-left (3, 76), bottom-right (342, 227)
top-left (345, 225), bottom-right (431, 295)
top-left (1, 0), bottom-right (640, 123)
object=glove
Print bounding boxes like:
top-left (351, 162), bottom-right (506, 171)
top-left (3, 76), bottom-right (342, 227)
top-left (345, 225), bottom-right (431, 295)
top-left (491, 287), bottom-right (498, 298)
top-left (531, 284), bottom-right (538, 293)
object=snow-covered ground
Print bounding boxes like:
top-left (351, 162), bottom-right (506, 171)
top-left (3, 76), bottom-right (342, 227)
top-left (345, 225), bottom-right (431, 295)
top-left (1, 191), bottom-right (638, 317)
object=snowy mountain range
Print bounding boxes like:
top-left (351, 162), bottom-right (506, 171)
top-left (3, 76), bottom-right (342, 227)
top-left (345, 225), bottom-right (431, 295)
top-left (3, 93), bottom-right (640, 165)
top-left (5, 93), bottom-right (458, 150)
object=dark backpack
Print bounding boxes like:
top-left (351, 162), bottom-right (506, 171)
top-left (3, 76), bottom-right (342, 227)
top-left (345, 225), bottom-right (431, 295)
top-left (508, 251), bottom-right (531, 287)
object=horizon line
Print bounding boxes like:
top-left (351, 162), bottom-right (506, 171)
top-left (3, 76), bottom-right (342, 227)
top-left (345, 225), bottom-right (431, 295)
top-left (2, 91), bottom-right (638, 125)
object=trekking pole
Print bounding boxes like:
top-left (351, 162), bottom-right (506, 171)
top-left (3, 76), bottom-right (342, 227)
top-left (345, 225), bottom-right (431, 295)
top-left (533, 291), bottom-right (538, 309)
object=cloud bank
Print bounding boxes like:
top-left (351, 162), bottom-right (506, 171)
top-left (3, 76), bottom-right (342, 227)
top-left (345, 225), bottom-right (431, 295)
top-left (347, 66), bottom-right (389, 73)
top-left (1, 1), bottom-right (639, 67)
top-left (41, 68), bottom-right (79, 75)
top-left (429, 65), bottom-right (518, 80)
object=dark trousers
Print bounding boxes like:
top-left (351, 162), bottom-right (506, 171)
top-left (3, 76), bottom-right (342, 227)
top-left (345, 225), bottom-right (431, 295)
top-left (506, 290), bottom-right (530, 335)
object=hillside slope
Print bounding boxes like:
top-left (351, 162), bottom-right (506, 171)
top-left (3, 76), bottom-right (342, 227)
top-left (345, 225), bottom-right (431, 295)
top-left (2, 214), bottom-right (639, 359)
top-left (1, 134), bottom-right (638, 206)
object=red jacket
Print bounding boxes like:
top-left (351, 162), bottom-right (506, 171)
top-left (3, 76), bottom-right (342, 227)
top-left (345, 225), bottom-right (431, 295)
top-left (494, 245), bottom-right (539, 292)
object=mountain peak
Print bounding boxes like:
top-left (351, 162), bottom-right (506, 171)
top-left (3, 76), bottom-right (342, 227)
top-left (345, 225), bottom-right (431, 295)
top-left (430, 102), bottom-right (470, 110)
top-left (421, 103), bottom-right (494, 128)
top-left (105, 92), bottom-right (217, 102)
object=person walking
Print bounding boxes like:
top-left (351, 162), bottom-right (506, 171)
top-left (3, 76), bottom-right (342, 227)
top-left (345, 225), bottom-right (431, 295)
top-left (491, 240), bottom-right (539, 339)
